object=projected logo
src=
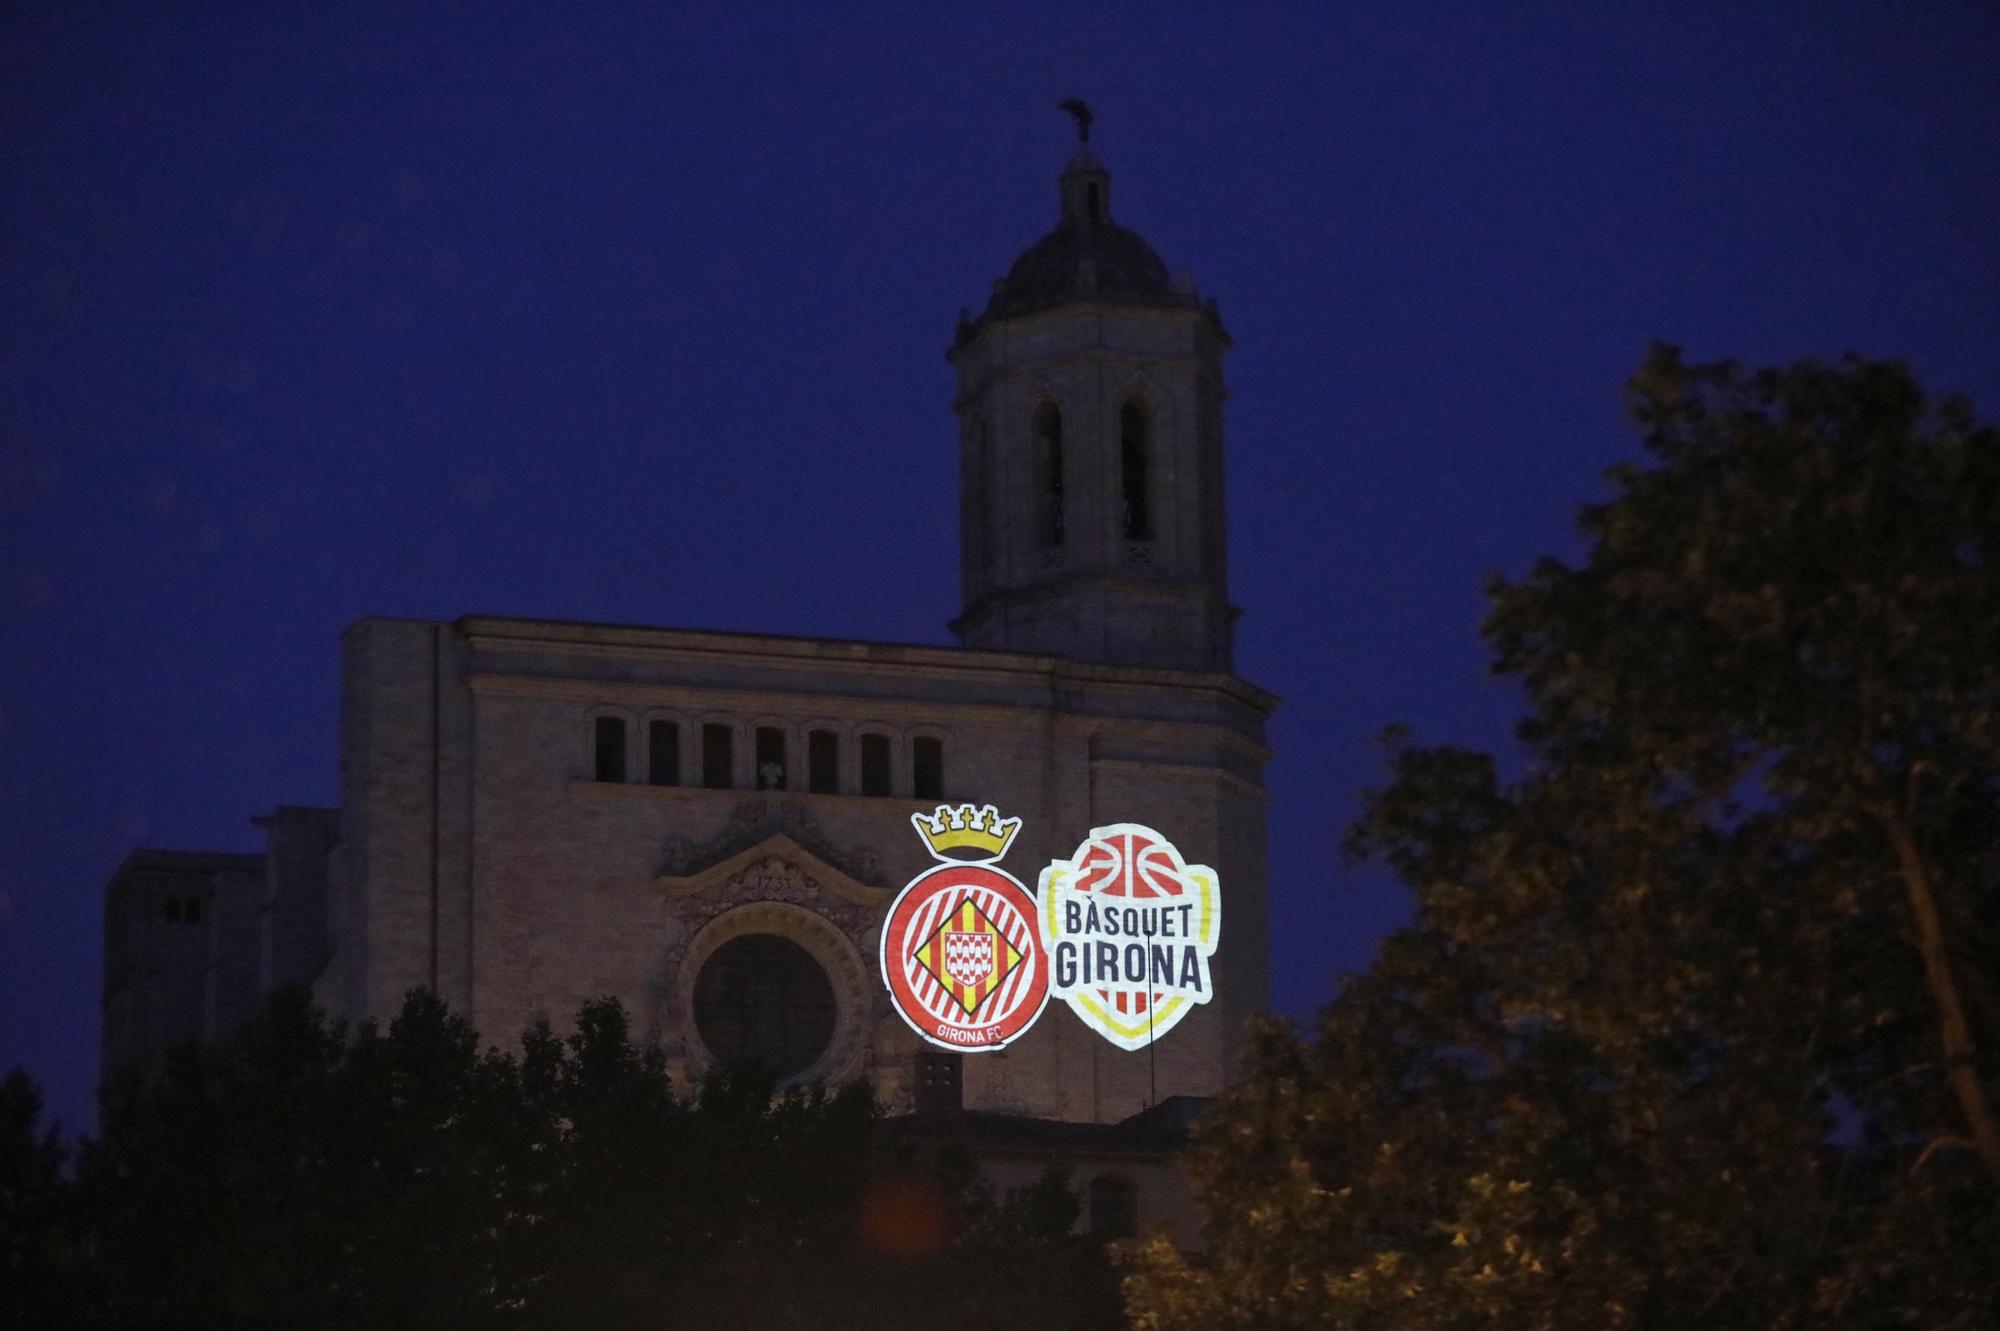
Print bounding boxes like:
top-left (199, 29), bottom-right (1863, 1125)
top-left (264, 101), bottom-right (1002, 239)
top-left (880, 806), bottom-right (1049, 1051)
top-left (1037, 824), bottom-right (1220, 1051)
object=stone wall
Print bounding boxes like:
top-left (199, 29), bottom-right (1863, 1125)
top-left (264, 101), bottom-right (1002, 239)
top-left (257, 804), bottom-right (339, 994)
top-left (100, 849), bottom-right (265, 1079)
top-left (333, 615), bottom-right (1273, 1123)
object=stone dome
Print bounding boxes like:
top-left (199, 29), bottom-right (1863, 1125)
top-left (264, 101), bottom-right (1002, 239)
top-left (965, 147), bottom-right (1211, 332)
top-left (986, 217), bottom-right (1178, 318)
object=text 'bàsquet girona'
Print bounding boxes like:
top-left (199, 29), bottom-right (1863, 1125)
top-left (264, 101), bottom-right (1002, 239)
top-left (1049, 897), bottom-right (1208, 993)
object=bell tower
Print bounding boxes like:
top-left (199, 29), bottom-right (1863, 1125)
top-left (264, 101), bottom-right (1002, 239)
top-left (948, 111), bottom-right (1238, 673)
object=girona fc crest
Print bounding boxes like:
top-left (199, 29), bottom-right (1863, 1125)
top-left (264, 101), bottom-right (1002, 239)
top-left (880, 805), bottom-right (1048, 1051)
top-left (1037, 824), bottom-right (1220, 1052)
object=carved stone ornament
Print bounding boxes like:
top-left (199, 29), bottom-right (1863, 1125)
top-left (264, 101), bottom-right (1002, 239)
top-left (657, 802), bottom-right (884, 888)
top-left (662, 833), bottom-right (886, 901)
top-left (731, 857), bottom-right (809, 897)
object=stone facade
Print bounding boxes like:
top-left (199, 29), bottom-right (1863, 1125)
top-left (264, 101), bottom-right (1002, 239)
top-left (100, 808), bottom-right (340, 1082)
top-left (317, 616), bottom-right (1271, 1124)
top-left (101, 849), bottom-right (265, 1084)
top-left (101, 133), bottom-right (1274, 1245)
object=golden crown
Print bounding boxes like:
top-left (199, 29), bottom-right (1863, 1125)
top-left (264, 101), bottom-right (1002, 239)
top-left (910, 803), bottom-right (1022, 862)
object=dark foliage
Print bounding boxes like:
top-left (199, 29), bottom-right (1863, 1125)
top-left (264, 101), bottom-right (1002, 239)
top-left (1127, 348), bottom-right (2000, 1328)
top-left (2, 988), bottom-right (1118, 1329)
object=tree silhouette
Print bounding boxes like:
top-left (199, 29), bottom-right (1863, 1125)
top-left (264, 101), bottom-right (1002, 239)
top-left (4, 986), bottom-right (1120, 1328)
top-left (1126, 347), bottom-right (2000, 1329)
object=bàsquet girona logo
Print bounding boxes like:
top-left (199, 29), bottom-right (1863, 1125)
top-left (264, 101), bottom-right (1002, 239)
top-left (1037, 824), bottom-right (1220, 1051)
top-left (880, 806), bottom-right (1220, 1053)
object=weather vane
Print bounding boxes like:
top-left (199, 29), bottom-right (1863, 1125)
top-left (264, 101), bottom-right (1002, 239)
top-left (1057, 99), bottom-right (1093, 144)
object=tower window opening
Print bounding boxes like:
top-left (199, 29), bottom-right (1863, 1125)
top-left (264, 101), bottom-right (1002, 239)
top-left (164, 898), bottom-right (181, 923)
top-left (1087, 182), bottom-right (1102, 223)
top-left (1034, 402), bottom-right (1064, 547)
top-left (702, 723), bottom-right (734, 789)
top-left (648, 720), bottom-right (680, 786)
top-left (963, 418), bottom-right (990, 594)
top-left (593, 716), bottom-right (627, 783)
top-left (913, 736), bottom-right (944, 800)
top-left (860, 733), bottom-right (892, 797)
top-left (184, 898), bottom-right (202, 926)
top-left (807, 729), bottom-right (840, 794)
top-left (1121, 400), bottom-right (1152, 541)
top-left (755, 726), bottom-right (787, 791)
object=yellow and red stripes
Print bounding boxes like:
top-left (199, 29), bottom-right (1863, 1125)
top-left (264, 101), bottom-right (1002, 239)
top-left (912, 899), bottom-right (1023, 1016)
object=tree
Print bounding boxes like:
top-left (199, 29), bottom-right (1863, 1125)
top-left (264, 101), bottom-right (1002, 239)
top-left (1125, 347), bottom-right (2000, 1328)
top-left (1, 1067), bottom-right (82, 1324)
top-left (68, 986), bottom-right (1121, 1329)
top-left (81, 986), bottom-right (542, 1328)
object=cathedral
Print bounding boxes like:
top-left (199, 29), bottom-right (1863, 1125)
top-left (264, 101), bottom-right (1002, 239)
top-left (101, 122), bottom-right (1275, 1245)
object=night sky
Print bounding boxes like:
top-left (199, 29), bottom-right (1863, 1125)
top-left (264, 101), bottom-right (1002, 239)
top-left (5, 6), bottom-right (1998, 1137)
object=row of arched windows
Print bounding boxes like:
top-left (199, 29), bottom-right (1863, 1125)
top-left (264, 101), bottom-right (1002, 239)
top-left (1031, 398), bottom-right (1153, 548)
top-left (590, 714), bottom-right (945, 801)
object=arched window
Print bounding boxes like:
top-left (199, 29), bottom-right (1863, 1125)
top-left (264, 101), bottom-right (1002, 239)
top-left (860, 733), bottom-right (893, 797)
top-left (755, 726), bottom-right (787, 791)
top-left (963, 418), bottom-right (989, 590)
top-left (1088, 1174), bottom-right (1138, 1239)
top-left (593, 715), bottom-right (627, 783)
top-left (648, 719), bottom-right (680, 786)
top-left (1033, 402), bottom-right (1064, 547)
top-left (1120, 399), bottom-right (1151, 541)
top-left (807, 729), bottom-right (840, 794)
top-left (702, 723), bottom-right (734, 789)
top-left (692, 934), bottom-right (836, 1081)
top-left (912, 736), bottom-right (944, 800)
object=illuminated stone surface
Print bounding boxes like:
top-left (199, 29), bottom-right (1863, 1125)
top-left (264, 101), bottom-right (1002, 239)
top-left (100, 132), bottom-right (1275, 1247)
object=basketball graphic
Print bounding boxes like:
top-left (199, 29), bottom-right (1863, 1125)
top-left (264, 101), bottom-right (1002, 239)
top-left (1037, 823), bottom-right (1219, 1052)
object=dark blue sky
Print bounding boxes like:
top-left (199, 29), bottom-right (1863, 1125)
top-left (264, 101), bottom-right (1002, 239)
top-left (5, 5), bottom-right (1997, 1136)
